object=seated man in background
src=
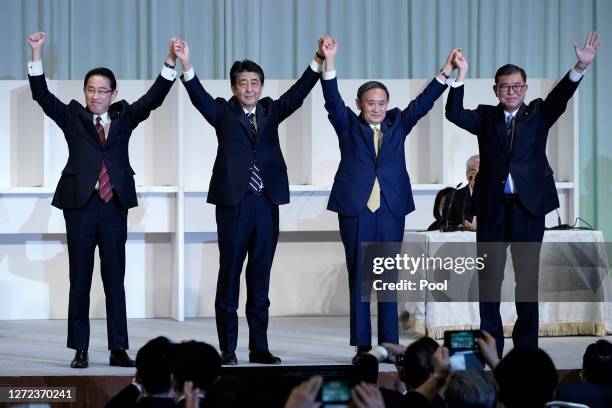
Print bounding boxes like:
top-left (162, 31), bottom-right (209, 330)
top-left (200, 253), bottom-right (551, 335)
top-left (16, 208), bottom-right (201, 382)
top-left (446, 154), bottom-right (479, 231)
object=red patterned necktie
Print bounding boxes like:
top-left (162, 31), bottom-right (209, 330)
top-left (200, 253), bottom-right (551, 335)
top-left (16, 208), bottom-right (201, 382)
top-left (95, 116), bottom-right (113, 203)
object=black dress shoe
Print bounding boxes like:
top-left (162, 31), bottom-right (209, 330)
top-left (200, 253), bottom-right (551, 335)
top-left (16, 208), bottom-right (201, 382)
top-left (352, 346), bottom-right (371, 365)
top-left (71, 349), bottom-right (88, 368)
top-left (221, 350), bottom-right (238, 365)
top-left (249, 350), bottom-right (281, 364)
top-left (110, 349), bottom-right (136, 367)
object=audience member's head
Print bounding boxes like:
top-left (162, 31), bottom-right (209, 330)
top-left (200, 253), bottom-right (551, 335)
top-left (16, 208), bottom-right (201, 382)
top-left (400, 336), bottom-right (440, 389)
top-left (494, 347), bottom-right (558, 408)
top-left (444, 370), bottom-right (497, 408)
top-left (582, 339), bottom-right (612, 386)
top-left (352, 353), bottom-right (379, 384)
top-left (173, 340), bottom-right (222, 395)
top-left (136, 336), bottom-right (175, 396)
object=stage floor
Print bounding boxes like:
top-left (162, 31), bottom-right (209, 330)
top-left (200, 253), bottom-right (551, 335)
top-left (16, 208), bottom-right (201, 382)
top-left (1, 317), bottom-right (610, 376)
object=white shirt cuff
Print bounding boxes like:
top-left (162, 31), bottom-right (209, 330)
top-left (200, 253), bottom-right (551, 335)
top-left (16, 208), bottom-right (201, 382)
top-left (161, 65), bottom-right (177, 81)
top-left (182, 67), bottom-right (195, 82)
top-left (310, 60), bottom-right (323, 73)
top-left (451, 81), bottom-right (464, 88)
top-left (322, 70), bottom-right (337, 80)
top-left (569, 67), bottom-right (584, 82)
top-left (28, 60), bottom-right (43, 76)
top-left (435, 76), bottom-right (448, 85)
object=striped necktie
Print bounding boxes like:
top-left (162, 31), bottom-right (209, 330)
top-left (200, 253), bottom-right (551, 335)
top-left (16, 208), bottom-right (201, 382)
top-left (247, 113), bottom-right (263, 193)
top-left (506, 114), bottom-right (515, 150)
top-left (96, 116), bottom-right (113, 203)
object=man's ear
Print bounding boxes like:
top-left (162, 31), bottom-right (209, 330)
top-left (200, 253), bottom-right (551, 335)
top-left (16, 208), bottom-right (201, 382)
top-left (355, 98), bottom-right (362, 111)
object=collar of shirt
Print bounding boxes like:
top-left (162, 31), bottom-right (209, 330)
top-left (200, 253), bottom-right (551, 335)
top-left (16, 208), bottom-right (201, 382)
top-left (243, 106), bottom-right (257, 116)
top-left (504, 108), bottom-right (519, 120)
top-left (369, 123), bottom-right (381, 131)
top-left (93, 112), bottom-right (110, 125)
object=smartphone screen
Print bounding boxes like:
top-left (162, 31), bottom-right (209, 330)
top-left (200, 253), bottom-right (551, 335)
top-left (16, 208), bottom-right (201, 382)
top-left (320, 379), bottom-right (350, 407)
top-left (444, 330), bottom-right (484, 371)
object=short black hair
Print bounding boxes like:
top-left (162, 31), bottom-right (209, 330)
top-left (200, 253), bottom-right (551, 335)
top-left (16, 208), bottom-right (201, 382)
top-left (494, 348), bottom-right (558, 408)
top-left (402, 337), bottom-right (439, 389)
top-left (230, 59), bottom-right (264, 86)
top-left (357, 81), bottom-right (389, 101)
top-left (495, 64), bottom-right (526, 84)
top-left (172, 341), bottom-right (222, 392)
top-left (582, 339), bottom-right (612, 386)
top-left (136, 336), bottom-right (175, 395)
top-left (84, 67), bottom-right (117, 90)
top-left (433, 187), bottom-right (455, 220)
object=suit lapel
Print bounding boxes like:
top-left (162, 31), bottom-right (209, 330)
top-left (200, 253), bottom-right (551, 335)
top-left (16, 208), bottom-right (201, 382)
top-left (358, 116), bottom-right (376, 159)
top-left (229, 97), bottom-right (253, 142)
top-left (105, 108), bottom-right (121, 147)
top-left (254, 102), bottom-right (268, 146)
top-left (378, 119), bottom-right (392, 161)
top-left (495, 105), bottom-right (510, 158)
top-left (79, 108), bottom-right (103, 145)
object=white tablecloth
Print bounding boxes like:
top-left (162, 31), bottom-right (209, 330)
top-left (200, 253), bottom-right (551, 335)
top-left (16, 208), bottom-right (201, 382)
top-left (402, 230), bottom-right (611, 339)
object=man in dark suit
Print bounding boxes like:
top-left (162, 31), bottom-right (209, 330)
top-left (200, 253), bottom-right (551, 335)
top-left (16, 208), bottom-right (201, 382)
top-left (446, 154), bottom-right (479, 231)
top-left (319, 37), bottom-right (459, 363)
top-left (445, 32), bottom-right (601, 357)
top-left (27, 32), bottom-right (177, 368)
top-left (174, 38), bottom-right (324, 365)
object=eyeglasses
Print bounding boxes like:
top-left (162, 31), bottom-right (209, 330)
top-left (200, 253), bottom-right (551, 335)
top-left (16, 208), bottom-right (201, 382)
top-left (497, 84), bottom-right (526, 94)
top-left (85, 88), bottom-right (113, 96)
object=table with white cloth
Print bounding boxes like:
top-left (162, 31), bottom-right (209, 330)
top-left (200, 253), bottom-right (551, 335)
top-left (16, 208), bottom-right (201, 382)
top-left (402, 230), bottom-right (612, 339)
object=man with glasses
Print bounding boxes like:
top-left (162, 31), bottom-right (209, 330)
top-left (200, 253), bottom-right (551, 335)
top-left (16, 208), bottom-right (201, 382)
top-left (445, 32), bottom-right (601, 357)
top-left (27, 31), bottom-right (177, 368)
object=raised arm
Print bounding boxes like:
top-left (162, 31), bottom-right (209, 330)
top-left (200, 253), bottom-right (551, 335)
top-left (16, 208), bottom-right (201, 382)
top-left (320, 37), bottom-right (350, 133)
top-left (398, 48), bottom-right (456, 132)
top-left (574, 31), bottom-right (601, 74)
top-left (445, 51), bottom-right (482, 135)
top-left (175, 38), bottom-right (223, 126)
top-left (27, 31), bottom-right (69, 130)
top-left (275, 37), bottom-right (324, 122)
top-left (541, 31), bottom-right (601, 128)
top-left (28, 31), bottom-right (45, 62)
top-left (128, 37), bottom-right (177, 126)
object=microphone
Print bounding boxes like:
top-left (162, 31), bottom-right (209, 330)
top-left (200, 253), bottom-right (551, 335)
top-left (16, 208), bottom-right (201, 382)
top-left (459, 187), bottom-right (470, 231)
top-left (548, 209), bottom-right (571, 230)
top-left (443, 182), bottom-right (463, 232)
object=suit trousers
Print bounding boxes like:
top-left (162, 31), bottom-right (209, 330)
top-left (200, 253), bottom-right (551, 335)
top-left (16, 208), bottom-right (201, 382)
top-left (63, 192), bottom-right (129, 350)
top-left (338, 195), bottom-right (404, 346)
top-left (477, 195), bottom-right (544, 357)
top-left (215, 191), bottom-right (279, 352)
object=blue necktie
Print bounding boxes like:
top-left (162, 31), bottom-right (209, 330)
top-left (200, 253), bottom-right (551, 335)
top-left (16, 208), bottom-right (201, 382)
top-left (504, 114), bottom-right (514, 194)
top-left (247, 113), bottom-right (263, 193)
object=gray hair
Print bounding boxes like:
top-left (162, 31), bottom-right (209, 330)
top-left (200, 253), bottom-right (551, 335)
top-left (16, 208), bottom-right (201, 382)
top-left (466, 154), bottom-right (480, 170)
top-left (444, 370), bottom-right (497, 408)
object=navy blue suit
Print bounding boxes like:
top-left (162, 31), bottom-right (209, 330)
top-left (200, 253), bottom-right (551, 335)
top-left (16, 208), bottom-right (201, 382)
top-left (29, 72), bottom-right (175, 351)
top-left (182, 66), bottom-right (320, 352)
top-left (321, 76), bottom-right (447, 346)
top-left (445, 72), bottom-right (581, 355)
